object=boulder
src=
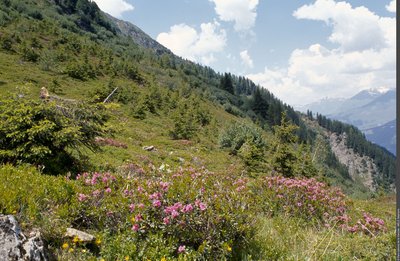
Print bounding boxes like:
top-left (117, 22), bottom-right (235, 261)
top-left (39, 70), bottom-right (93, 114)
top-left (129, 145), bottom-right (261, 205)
top-left (0, 215), bottom-right (48, 261)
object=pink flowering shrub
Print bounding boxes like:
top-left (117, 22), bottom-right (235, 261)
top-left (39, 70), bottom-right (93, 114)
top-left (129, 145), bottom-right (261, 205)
top-left (337, 212), bottom-right (386, 236)
top-left (253, 176), bottom-right (348, 224)
top-left (74, 166), bottom-right (254, 259)
top-left (73, 167), bottom-right (388, 259)
top-left (95, 137), bottom-right (128, 149)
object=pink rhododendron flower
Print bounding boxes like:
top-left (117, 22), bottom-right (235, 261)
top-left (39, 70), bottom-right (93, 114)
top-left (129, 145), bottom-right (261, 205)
top-left (163, 217), bottom-right (170, 225)
top-left (132, 224), bottom-right (139, 232)
top-left (105, 187), bottom-right (111, 193)
top-left (171, 210), bottom-right (179, 219)
top-left (199, 203), bottom-right (207, 211)
top-left (78, 193), bottom-right (88, 202)
top-left (182, 204), bottom-right (193, 213)
top-left (129, 204), bottom-right (135, 212)
top-left (137, 203), bottom-right (145, 209)
top-left (178, 245), bottom-right (186, 253)
top-left (153, 200), bottom-right (161, 207)
top-left (135, 214), bottom-right (142, 222)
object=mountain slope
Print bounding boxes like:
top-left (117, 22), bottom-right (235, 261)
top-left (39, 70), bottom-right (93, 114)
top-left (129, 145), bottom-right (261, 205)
top-left (106, 14), bottom-right (171, 55)
top-left (364, 120), bottom-right (396, 155)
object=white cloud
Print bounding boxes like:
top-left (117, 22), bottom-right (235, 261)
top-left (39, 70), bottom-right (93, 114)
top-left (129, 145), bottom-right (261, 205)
top-left (294, 0), bottom-right (387, 52)
top-left (240, 50), bottom-right (254, 68)
top-left (156, 22), bottom-right (227, 65)
top-left (386, 0), bottom-right (396, 13)
top-left (92, 0), bottom-right (134, 18)
top-left (248, 1), bottom-right (395, 106)
top-left (209, 0), bottom-right (259, 32)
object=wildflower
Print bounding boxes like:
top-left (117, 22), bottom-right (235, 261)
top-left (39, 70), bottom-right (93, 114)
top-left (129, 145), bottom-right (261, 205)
top-left (178, 245), bottom-right (186, 253)
top-left (135, 214), bottom-right (142, 222)
top-left (161, 257), bottom-right (167, 261)
top-left (171, 210), bottom-right (179, 219)
top-left (131, 216), bottom-right (136, 223)
top-left (68, 248), bottom-right (74, 253)
top-left (163, 217), bottom-right (170, 225)
top-left (95, 239), bottom-right (101, 245)
top-left (92, 190), bottom-right (101, 197)
top-left (81, 249), bottom-right (87, 253)
top-left (105, 187), bottom-right (112, 193)
top-left (132, 224), bottom-right (139, 232)
top-left (226, 245), bottom-right (232, 252)
top-left (153, 199), bottom-right (162, 207)
top-left (125, 256), bottom-right (130, 261)
top-left (73, 236), bottom-right (80, 243)
top-left (62, 243), bottom-right (69, 249)
top-left (78, 193), bottom-right (88, 202)
top-left (182, 204), bottom-right (193, 213)
top-left (129, 204), bottom-right (135, 212)
top-left (137, 203), bottom-right (145, 209)
top-left (199, 203), bottom-right (207, 211)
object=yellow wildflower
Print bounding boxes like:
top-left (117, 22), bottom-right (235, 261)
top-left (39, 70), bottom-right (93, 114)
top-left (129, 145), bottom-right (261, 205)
top-left (131, 216), bottom-right (136, 223)
top-left (68, 248), bottom-right (74, 253)
top-left (81, 249), bottom-right (87, 253)
top-left (161, 257), bottom-right (167, 261)
top-left (96, 238), bottom-right (102, 245)
top-left (62, 243), bottom-right (69, 249)
top-left (124, 256), bottom-right (130, 261)
top-left (73, 236), bottom-right (80, 243)
top-left (12, 210), bottom-right (17, 214)
top-left (227, 245), bottom-right (232, 252)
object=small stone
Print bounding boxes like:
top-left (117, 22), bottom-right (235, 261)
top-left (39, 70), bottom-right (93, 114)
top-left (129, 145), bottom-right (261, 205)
top-left (143, 145), bottom-right (155, 151)
top-left (65, 228), bottom-right (95, 243)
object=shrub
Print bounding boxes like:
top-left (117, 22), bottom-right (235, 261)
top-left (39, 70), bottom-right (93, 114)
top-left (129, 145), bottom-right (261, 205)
top-left (73, 166), bottom-right (255, 259)
top-left (219, 122), bottom-right (266, 155)
top-left (0, 91), bottom-right (109, 173)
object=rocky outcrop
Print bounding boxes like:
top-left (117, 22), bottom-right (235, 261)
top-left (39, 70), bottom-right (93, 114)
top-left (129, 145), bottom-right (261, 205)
top-left (105, 14), bottom-right (171, 55)
top-left (0, 215), bottom-right (48, 261)
top-left (329, 133), bottom-right (378, 191)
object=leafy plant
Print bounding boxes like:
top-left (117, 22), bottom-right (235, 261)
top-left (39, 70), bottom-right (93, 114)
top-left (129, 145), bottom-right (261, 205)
top-left (0, 90), bottom-right (109, 173)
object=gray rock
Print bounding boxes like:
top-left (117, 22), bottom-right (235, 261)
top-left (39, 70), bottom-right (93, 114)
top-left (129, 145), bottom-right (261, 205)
top-left (0, 215), bottom-right (48, 261)
top-left (64, 228), bottom-right (95, 243)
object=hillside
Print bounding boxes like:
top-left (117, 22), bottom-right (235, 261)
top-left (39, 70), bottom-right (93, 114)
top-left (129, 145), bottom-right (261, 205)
top-left (0, 0), bottom-right (396, 260)
top-left (297, 88), bottom-right (396, 155)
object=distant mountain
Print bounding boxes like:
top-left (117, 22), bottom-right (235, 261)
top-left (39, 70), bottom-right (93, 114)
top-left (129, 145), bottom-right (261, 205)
top-left (297, 88), bottom-right (396, 154)
top-left (364, 120), bottom-right (396, 155)
top-left (332, 89), bottom-right (395, 130)
top-left (295, 98), bottom-right (346, 116)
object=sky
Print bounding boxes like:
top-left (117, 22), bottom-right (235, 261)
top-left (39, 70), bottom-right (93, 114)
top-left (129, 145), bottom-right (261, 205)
top-left (92, 0), bottom-right (396, 106)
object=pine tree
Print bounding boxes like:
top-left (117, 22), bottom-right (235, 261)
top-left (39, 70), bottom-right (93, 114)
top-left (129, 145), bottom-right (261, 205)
top-left (271, 112), bottom-right (299, 177)
top-left (252, 87), bottom-right (268, 118)
top-left (219, 73), bottom-right (234, 94)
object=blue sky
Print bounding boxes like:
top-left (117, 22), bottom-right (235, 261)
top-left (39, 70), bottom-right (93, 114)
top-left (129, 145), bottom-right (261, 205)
top-left (92, 0), bottom-right (396, 106)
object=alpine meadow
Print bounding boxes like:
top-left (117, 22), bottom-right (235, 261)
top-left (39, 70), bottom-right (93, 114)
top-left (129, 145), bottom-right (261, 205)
top-left (0, 0), bottom-right (396, 260)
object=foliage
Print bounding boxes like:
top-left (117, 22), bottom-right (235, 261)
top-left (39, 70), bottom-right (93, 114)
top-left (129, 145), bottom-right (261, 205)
top-left (219, 122), bottom-right (266, 155)
top-left (0, 91), bottom-right (109, 173)
top-left (0, 164), bottom-right (393, 260)
top-left (170, 97), bottom-right (211, 140)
